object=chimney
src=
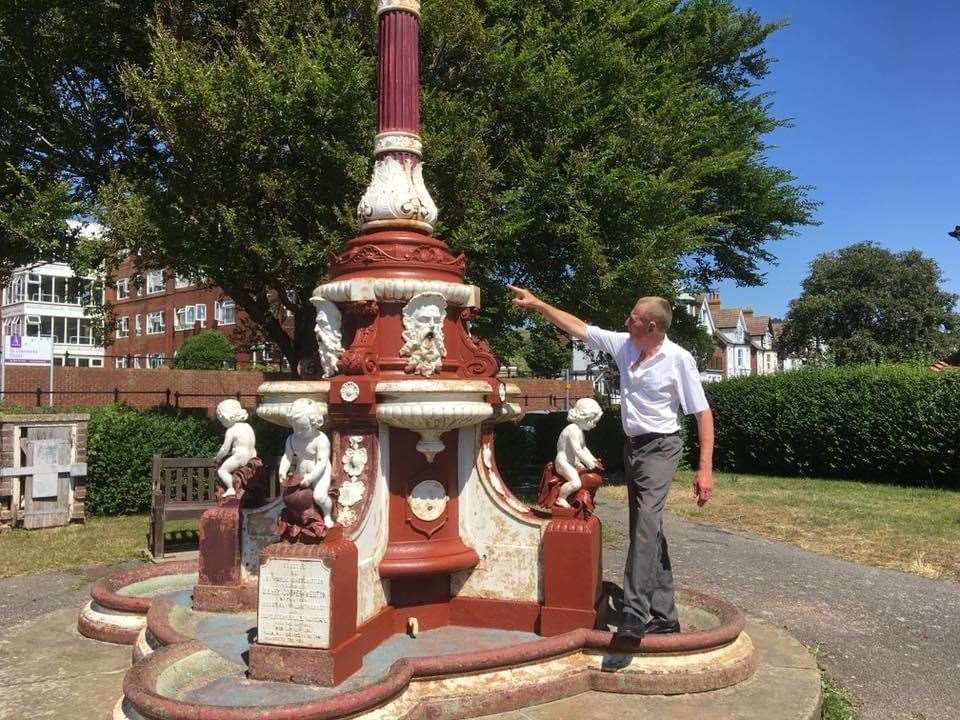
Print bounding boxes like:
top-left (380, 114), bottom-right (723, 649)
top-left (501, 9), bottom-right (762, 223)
top-left (707, 292), bottom-right (721, 307)
top-left (742, 307), bottom-right (753, 318)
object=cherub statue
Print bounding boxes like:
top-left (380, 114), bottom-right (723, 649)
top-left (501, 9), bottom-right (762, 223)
top-left (279, 398), bottom-right (334, 529)
top-left (554, 398), bottom-right (604, 508)
top-left (214, 399), bottom-right (257, 498)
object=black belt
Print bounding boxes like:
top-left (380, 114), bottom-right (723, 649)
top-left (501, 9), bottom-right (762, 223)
top-left (628, 431), bottom-right (678, 447)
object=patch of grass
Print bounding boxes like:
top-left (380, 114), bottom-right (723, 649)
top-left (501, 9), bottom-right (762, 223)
top-left (0, 516), bottom-right (198, 577)
top-left (821, 671), bottom-right (861, 720)
top-left (599, 471), bottom-right (960, 581)
top-left (601, 522), bottom-right (622, 547)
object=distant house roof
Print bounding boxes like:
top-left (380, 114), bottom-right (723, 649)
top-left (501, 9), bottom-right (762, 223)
top-left (772, 321), bottom-right (785, 341)
top-left (746, 315), bottom-right (771, 337)
top-left (711, 308), bottom-right (743, 330)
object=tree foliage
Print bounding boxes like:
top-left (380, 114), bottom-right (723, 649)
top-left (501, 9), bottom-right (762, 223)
top-left (170, 330), bottom-right (237, 369)
top-left (780, 242), bottom-right (960, 365)
top-left (2, 0), bottom-right (815, 369)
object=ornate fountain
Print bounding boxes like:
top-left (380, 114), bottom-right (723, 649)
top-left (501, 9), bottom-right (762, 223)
top-left (77, 3), bottom-right (766, 717)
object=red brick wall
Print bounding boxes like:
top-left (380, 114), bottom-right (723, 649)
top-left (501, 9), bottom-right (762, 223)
top-left (1, 367), bottom-right (595, 415)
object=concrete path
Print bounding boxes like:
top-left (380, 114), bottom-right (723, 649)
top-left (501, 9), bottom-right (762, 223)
top-left (595, 495), bottom-right (960, 720)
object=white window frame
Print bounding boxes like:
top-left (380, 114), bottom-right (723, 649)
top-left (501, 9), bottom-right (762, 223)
top-left (135, 314), bottom-right (142, 336)
top-left (147, 352), bottom-right (165, 369)
top-left (116, 316), bottom-right (130, 338)
top-left (174, 274), bottom-right (192, 289)
top-left (215, 299), bottom-right (236, 326)
top-left (146, 270), bottom-right (165, 294)
top-left (115, 356), bottom-right (128, 369)
top-left (116, 278), bottom-right (130, 300)
top-left (146, 311), bottom-right (165, 335)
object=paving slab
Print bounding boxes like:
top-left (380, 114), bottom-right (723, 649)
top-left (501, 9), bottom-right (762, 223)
top-left (0, 606), bottom-right (130, 719)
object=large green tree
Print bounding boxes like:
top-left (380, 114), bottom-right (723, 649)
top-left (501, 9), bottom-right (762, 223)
top-left (2, 0), bottom-right (815, 370)
top-left (779, 242), bottom-right (960, 365)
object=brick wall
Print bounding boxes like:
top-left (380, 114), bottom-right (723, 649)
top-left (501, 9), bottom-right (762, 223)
top-left (1, 367), bottom-right (595, 415)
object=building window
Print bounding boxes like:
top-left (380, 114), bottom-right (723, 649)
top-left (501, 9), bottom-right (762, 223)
top-left (174, 304), bottom-right (207, 330)
top-left (146, 311), bottom-right (165, 335)
top-left (116, 316), bottom-right (130, 338)
top-left (147, 352), bottom-right (165, 369)
top-left (174, 274), bottom-right (192, 289)
top-left (736, 348), bottom-right (744, 366)
top-left (116, 278), bottom-right (130, 300)
top-left (215, 299), bottom-right (236, 325)
top-left (146, 270), bottom-right (165, 294)
top-left (135, 314), bottom-right (142, 336)
top-left (115, 356), bottom-right (128, 369)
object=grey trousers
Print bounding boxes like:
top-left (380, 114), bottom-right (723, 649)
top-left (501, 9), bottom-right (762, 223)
top-left (621, 434), bottom-right (682, 624)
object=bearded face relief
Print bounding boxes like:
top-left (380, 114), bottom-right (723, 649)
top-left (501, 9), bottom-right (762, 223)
top-left (312, 298), bottom-right (344, 378)
top-left (400, 292), bottom-right (447, 376)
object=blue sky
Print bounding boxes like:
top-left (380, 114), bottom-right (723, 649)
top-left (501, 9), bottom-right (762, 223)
top-left (714, 0), bottom-right (960, 319)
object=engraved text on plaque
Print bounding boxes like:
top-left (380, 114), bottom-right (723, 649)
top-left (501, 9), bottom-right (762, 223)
top-left (258, 557), bottom-right (332, 648)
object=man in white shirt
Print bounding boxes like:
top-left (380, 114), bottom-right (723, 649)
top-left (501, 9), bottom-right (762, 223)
top-left (509, 286), bottom-right (714, 641)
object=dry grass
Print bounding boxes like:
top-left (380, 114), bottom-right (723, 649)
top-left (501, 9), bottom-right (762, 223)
top-left (599, 471), bottom-right (960, 582)
top-left (0, 516), bottom-right (198, 578)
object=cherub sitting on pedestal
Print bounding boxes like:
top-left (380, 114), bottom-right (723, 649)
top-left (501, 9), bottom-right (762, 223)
top-left (279, 398), bottom-right (334, 530)
top-left (214, 399), bottom-right (257, 498)
top-left (538, 398), bottom-right (604, 516)
top-left (554, 398), bottom-right (604, 507)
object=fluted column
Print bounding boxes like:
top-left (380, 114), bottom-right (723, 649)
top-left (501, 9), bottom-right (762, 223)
top-left (357, 0), bottom-right (437, 233)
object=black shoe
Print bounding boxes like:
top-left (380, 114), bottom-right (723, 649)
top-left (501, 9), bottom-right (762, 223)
top-left (615, 615), bottom-right (646, 642)
top-left (645, 617), bottom-right (681, 634)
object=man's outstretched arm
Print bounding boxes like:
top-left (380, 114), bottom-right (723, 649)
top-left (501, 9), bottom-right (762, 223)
top-left (693, 408), bottom-right (714, 507)
top-left (508, 285), bottom-right (588, 340)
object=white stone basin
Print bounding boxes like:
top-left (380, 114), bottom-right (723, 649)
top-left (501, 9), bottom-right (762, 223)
top-left (256, 381), bottom-right (330, 427)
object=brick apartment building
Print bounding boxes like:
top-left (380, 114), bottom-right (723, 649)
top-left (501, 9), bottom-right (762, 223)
top-left (105, 258), bottom-right (254, 368)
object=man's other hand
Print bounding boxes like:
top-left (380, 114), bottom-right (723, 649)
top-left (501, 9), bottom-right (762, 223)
top-left (507, 284), bottom-right (541, 310)
top-left (693, 469), bottom-right (714, 507)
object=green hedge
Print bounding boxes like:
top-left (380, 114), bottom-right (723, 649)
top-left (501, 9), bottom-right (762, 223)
top-left (86, 405), bottom-right (222, 515)
top-left (686, 365), bottom-right (960, 487)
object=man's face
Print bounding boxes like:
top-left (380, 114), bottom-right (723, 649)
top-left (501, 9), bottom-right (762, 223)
top-left (625, 306), bottom-right (657, 345)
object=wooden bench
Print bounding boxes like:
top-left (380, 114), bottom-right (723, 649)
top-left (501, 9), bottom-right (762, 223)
top-left (149, 456), bottom-right (219, 559)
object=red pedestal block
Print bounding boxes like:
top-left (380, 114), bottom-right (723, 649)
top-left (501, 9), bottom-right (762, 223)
top-left (248, 534), bottom-right (361, 687)
top-left (540, 515), bottom-right (603, 637)
top-left (193, 502), bottom-right (254, 612)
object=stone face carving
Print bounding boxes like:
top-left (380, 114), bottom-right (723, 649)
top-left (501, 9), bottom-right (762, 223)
top-left (277, 399), bottom-right (334, 542)
top-left (337, 436), bottom-right (368, 527)
top-left (408, 479), bottom-right (447, 522)
top-left (538, 398), bottom-right (605, 518)
top-left (357, 156), bottom-right (438, 230)
top-left (312, 298), bottom-right (344, 378)
top-left (214, 399), bottom-right (257, 498)
top-left (400, 292), bottom-right (447, 377)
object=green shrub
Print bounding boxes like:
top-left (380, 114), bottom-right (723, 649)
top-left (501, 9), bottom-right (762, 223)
top-left (86, 405), bottom-right (221, 515)
top-left (686, 365), bottom-right (960, 487)
top-left (170, 331), bottom-right (236, 370)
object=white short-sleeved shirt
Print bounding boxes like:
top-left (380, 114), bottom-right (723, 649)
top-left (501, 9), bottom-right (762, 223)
top-left (585, 326), bottom-right (709, 436)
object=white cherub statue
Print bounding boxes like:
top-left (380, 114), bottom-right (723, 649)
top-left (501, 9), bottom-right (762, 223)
top-left (214, 399), bottom-right (258, 498)
top-left (554, 398), bottom-right (604, 508)
top-left (279, 398), bottom-right (334, 529)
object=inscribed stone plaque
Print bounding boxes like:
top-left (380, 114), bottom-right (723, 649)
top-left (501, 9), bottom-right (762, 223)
top-left (258, 557), bottom-right (331, 648)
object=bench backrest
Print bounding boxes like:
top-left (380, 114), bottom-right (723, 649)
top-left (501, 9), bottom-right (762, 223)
top-left (152, 456), bottom-right (218, 507)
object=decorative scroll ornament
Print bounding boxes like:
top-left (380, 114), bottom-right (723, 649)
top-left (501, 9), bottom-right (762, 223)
top-left (400, 292), bottom-right (447, 377)
top-left (336, 436), bottom-right (368, 528)
top-left (357, 156), bottom-right (438, 231)
top-left (377, 0), bottom-right (420, 17)
top-left (374, 131), bottom-right (423, 157)
top-left (311, 298), bottom-right (343, 378)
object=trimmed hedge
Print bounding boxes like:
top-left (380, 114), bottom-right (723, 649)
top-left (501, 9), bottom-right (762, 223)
top-left (686, 365), bottom-right (960, 487)
top-left (86, 405), bottom-right (222, 515)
